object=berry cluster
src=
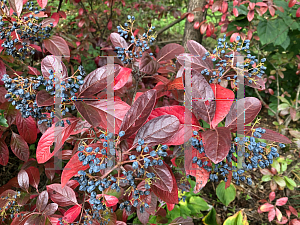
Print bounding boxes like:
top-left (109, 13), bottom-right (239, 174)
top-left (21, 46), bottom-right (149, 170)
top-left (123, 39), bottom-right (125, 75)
top-left (74, 130), bottom-right (170, 221)
top-left (0, 1), bottom-right (53, 60)
top-left (0, 191), bottom-right (21, 222)
top-left (115, 15), bottom-right (156, 64)
top-left (2, 65), bottom-right (86, 127)
top-left (200, 34), bottom-right (266, 88)
top-left (190, 127), bottom-right (285, 186)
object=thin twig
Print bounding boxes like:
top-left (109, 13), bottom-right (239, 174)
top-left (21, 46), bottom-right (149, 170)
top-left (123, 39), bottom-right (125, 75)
top-left (254, 88), bottom-right (277, 116)
top-left (156, 17), bottom-right (185, 36)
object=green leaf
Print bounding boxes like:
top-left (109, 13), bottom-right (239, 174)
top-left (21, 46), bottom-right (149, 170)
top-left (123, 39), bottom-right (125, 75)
top-left (179, 201), bottom-right (192, 219)
top-left (281, 162), bottom-right (288, 172)
top-left (273, 19), bottom-right (289, 48)
top-left (262, 175), bottom-right (273, 182)
top-left (284, 176), bottom-right (296, 187)
top-left (223, 210), bottom-right (249, 225)
top-left (188, 196), bottom-right (210, 214)
top-left (203, 208), bottom-right (218, 225)
top-left (168, 205), bottom-right (181, 221)
top-left (236, 5), bottom-right (248, 15)
top-left (257, 20), bottom-right (277, 46)
top-left (282, 16), bottom-right (299, 30)
top-left (273, 175), bottom-right (286, 187)
top-left (278, 103), bottom-right (290, 111)
top-left (277, 96), bottom-right (290, 104)
top-left (272, 160), bottom-right (281, 173)
top-left (0, 110), bottom-right (8, 127)
top-left (216, 181), bottom-right (236, 206)
top-left (245, 195), bottom-right (252, 200)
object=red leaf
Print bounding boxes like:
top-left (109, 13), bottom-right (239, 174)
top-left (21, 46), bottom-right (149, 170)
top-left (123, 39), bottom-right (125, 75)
top-left (37, 0), bottom-right (47, 8)
top-left (43, 203), bottom-right (58, 216)
top-left (16, 113), bottom-right (37, 144)
top-left (44, 36), bottom-right (70, 60)
top-left (156, 43), bottom-right (185, 62)
top-left (289, 0), bottom-right (297, 7)
top-left (36, 190), bottom-right (49, 212)
top-left (114, 67), bottom-right (132, 90)
top-left (225, 97), bottom-right (261, 132)
top-left (167, 203), bottom-right (175, 211)
top-left (276, 197), bottom-right (288, 206)
top-left (36, 90), bottom-right (54, 107)
top-left (230, 33), bottom-right (239, 42)
top-left (186, 148), bottom-right (210, 193)
top-left (25, 167), bottom-right (40, 190)
top-left (210, 84), bottom-right (235, 128)
top-left (104, 194), bottom-right (119, 207)
top-left (194, 21), bottom-right (200, 29)
top-left (276, 207), bottom-right (283, 221)
top-left (107, 19), bottom-right (112, 30)
top-left (297, 7), bottom-right (300, 17)
top-left (63, 204), bottom-right (81, 223)
top-left (45, 160), bottom-right (55, 181)
top-left (10, 132), bottom-right (29, 162)
top-left (47, 183), bottom-right (77, 206)
top-left (247, 10), bottom-right (255, 21)
top-left (139, 52), bottom-right (160, 75)
top-left (167, 77), bottom-right (184, 90)
top-left (289, 206), bottom-right (298, 217)
top-left (36, 118), bottom-right (78, 164)
top-left (17, 169), bottom-right (29, 192)
top-left (269, 192), bottom-right (276, 202)
top-left (110, 33), bottom-right (128, 49)
top-left (133, 115), bottom-right (180, 147)
top-left (268, 208), bottom-right (276, 221)
top-left (291, 219), bottom-right (300, 225)
top-left (202, 127), bottom-right (231, 164)
top-left (41, 55), bottom-right (68, 79)
top-left (8, 0), bottom-right (23, 17)
top-left (149, 163), bottom-right (173, 192)
top-left (65, 180), bottom-right (79, 189)
top-left (50, 12), bottom-right (60, 27)
top-left (58, 11), bottom-right (66, 19)
top-left (260, 203), bottom-right (274, 212)
top-left (119, 89), bottom-right (156, 140)
top-left (28, 66), bottom-right (40, 75)
top-left (61, 152), bottom-right (89, 188)
top-left (151, 163), bottom-right (178, 204)
top-left (221, 1), bottom-right (228, 13)
top-left (187, 13), bottom-right (194, 22)
top-left (0, 139), bottom-right (9, 166)
top-left (74, 98), bottom-right (130, 134)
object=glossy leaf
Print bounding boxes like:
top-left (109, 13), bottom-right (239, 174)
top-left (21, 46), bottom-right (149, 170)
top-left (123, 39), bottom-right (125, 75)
top-left (16, 113), bottom-right (37, 144)
top-left (177, 53), bottom-right (213, 73)
top-left (202, 208), bottom-right (218, 225)
top-left (36, 90), bottom-right (54, 107)
top-left (225, 97), bottom-right (261, 132)
top-left (133, 115), bottom-right (180, 147)
top-left (210, 84), bottom-right (235, 128)
top-left (36, 191), bottom-right (49, 212)
top-left (79, 65), bottom-right (121, 97)
top-left (11, 132), bottom-right (29, 162)
top-left (37, 0), bottom-right (47, 8)
top-left (63, 204), bottom-right (81, 223)
top-left (119, 89), bottom-right (157, 140)
top-left (43, 203), bottom-right (58, 216)
top-left (36, 118), bottom-right (78, 164)
top-left (0, 139), bottom-right (9, 166)
top-left (156, 43), bottom-right (184, 62)
top-left (149, 163), bottom-right (173, 192)
top-left (223, 209), bottom-right (249, 225)
top-left (44, 36), bottom-right (70, 59)
top-left (114, 67), bottom-right (132, 90)
top-left (47, 183), bottom-right (77, 206)
top-left (260, 203), bottom-right (274, 212)
top-left (202, 127), bottom-right (231, 164)
top-left (25, 167), bottom-right (40, 190)
top-left (110, 33), bottom-right (128, 49)
top-left (8, 0), bottom-right (23, 17)
top-left (191, 71), bottom-right (216, 124)
top-left (139, 52), bottom-right (160, 75)
top-left (186, 40), bottom-right (213, 67)
top-left (17, 170), bottom-right (29, 192)
top-left (75, 98), bottom-right (130, 133)
top-left (41, 55), bottom-right (68, 79)
top-left (216, 181), bottom-right (236, 206)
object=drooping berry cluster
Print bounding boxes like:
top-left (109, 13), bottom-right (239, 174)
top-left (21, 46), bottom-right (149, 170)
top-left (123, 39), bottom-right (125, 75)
top-left (115, 15), bottom-right (156, 64)
top-left (200, 34), bottom-right (267, 88)
top-left (190, 127), bottom-right (285, 186)
top-left (0, 191), bottom-right (21, 222)
top-left (0, 1), bottom-right (53, 60)
top-left (2, 65), bottom-right (86, 127)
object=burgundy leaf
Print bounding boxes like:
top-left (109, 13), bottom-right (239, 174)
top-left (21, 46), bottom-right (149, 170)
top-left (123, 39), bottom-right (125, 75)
top-left (25, 167), bottom-right (40, 190)
top-left (36, 90), bottom-right (54, 107)
top-left (0, 102), bottom-right (19, 126)
top-left (145, 192), bottom-right (157, 215)
top-left (65, 180), bottom-right (79, 189)
top-left (156, 43), bottom-right (185, 62)
top-left (36, 118), bottom-right (79, 164)
top-left (186, 40), bottom-right (213, 67)
top-left (44, 160), bottom-right (55, 181)
top-left (44, 36), bottom-right (70, 60)
top-left (177, 53), bottom-right (213, 73)
top-left (0, 139), bottom-right (9, 166)
top-left (110, 33), bottom-right (128, 49)
top-left (27, 66), bottom-right (40, 75)
top-left (119, 89), bottom-right (157, 140)
top-left (139, 53), bottom-right (160, 75)
top-left (192, 71), bottom-right (216, 124)
top-left (11, 132), bottom-right (29, 162)
top-left (47, 183), bottom-right (77, 206)
top-left (202, 127), bottom-right (231, 164)
top-left (0, 59), bottom-right (6, 85)
top-left (41, 55), bottom-right (68, 79)
top-left (149, 163), bottom-right (173, 192)
top-left (75, 98), bottom-right (130, 133)
top-left (17, 170), bottom-right (29, 192)
top-left (245, 75), bottom-right (266, 90)
top-left (36, 191), bottom-right (49, 212)
top-left (137, 202), bottom-right (150, 225)
top-left (225, 97), bottom-right (261, 132)
top-left (8, 0), bottom-right (23, 17)
top-left (78, 65), bottom-right (121, 97)
top-left (43, 203), bottom-right (58, 216)
top-left (16, 113), bottom-right (37, 144)
top-left (11, 212), bottom-right (32, 225)
top-left (63, 204), bottom-right (81, 223)
top-left (133, 115), bottom-right (180, 147)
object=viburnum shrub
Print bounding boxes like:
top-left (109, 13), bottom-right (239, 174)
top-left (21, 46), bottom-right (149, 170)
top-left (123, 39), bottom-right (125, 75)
top-left (0, 10), bottom-right (293, 225)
